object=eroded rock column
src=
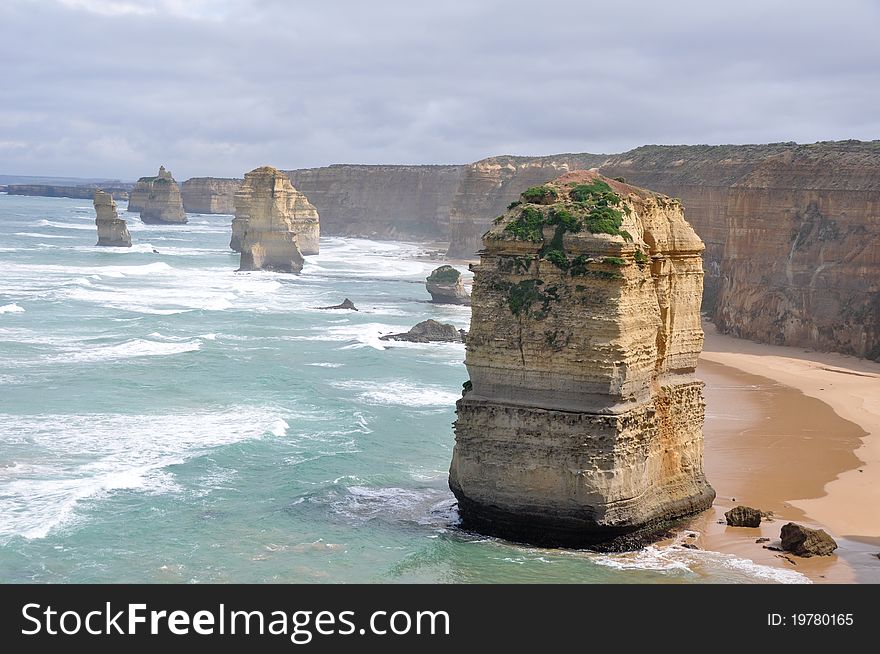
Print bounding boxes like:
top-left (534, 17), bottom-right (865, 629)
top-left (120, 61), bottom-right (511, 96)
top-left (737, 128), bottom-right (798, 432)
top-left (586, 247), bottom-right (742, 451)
top-left (94, 190), bottom-right (132, 247)
top-left (449, 171), bottom-right (714, 549)
top-left (235, 166), bottom-right (320, 272)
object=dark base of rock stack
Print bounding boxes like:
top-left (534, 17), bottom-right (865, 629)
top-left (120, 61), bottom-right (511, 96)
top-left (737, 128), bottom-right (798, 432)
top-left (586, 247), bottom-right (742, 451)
top-left (452, 490), bottom-right (715, 551)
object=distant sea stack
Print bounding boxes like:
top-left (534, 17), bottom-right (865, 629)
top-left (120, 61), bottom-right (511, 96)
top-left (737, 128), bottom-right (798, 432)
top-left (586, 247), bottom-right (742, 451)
top-left (93, 190), bottom-right (132, 247)
top-left (132, 166), bottom-right (187, 224)
top-left (449, 171), bottom-right (715, 549)
top-left (426, 265), bottom-right (470, 305)
top-left (181, 177), bottom-right (242, 214)
top-left (235, 166), bottom-right (320, 272)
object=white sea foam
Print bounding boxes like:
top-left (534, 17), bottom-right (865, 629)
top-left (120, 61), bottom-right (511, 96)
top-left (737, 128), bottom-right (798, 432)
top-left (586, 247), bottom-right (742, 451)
top-left (306, 362), bottom-right (344, 368)
top-left (35, 219), bottom-right (94, 230)
top-left (283, 322), bottom-right (399, 350)
top-left (331, 380), bottom-right (460, 407)
top-left (0, 406), bottom-right (287, 542)
top-left (14, 232), bottom-right (77, 239)
top-left (270, 419), bottom-right (289, 437)
top-left (53, 338), bottom-right (202, 363)
top-left (328, 486), bottom-right (454, 525)
top-left (0, 303), bottom-right (25, 314)
top-left (591, 544), bottom-right (810, 584)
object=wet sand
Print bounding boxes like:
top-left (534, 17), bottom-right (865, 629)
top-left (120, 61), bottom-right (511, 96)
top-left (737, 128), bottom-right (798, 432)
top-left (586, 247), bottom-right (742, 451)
top-left (693, 323), bottom-right (880, 583)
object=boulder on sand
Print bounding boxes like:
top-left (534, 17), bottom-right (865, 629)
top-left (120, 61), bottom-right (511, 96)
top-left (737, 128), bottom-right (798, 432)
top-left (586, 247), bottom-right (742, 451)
top-left (780, 522), bottom-right (838, 557)
top-left (724, 506), bottom-right (763, 527)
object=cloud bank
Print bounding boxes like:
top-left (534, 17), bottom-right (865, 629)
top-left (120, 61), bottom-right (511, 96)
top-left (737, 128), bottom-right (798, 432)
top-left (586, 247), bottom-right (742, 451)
top-left (2, 0), bottom-right (878, 179)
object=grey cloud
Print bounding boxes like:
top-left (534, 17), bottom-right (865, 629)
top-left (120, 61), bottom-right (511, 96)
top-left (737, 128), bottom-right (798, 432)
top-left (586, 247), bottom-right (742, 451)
top-left (1, 0), bottom-right (878, 179)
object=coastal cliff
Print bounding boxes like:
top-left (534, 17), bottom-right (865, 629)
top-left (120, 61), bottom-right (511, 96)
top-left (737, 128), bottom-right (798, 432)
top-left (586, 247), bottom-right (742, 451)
top-left (7, 184), bottom-right (132, 200)
top-left (449, 171), bottom-right (714, 548)
top-left (181, 177), bottom-right (241, 214)
top-left (286, 164), bottom-right (464, 240)
top-left (134, 166), bottom-right (187, 224)
top-left (93, 190), bottom-right (131, 247)
top-left (446, 154), bottom-right (607, 258)
top-left (235, 166), bottom-right (320, 272)
top-left (599, 141), bottom-right (880, 358)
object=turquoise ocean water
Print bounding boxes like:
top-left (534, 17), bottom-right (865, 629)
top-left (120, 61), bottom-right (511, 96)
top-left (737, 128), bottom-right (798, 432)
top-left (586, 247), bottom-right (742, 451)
top-left (0, 193), bottom-right (807, 583)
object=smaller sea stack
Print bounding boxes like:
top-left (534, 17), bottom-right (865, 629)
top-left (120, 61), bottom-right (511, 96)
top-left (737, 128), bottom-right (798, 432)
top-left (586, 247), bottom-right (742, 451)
top-left (137, 166), bottom-right (187, 225)
top-left (93, 190), bottom-right (132, 247)
top-left (426, 265), bottom-right (470, 305)
top-left (235, 166), bottom-right (320, 272)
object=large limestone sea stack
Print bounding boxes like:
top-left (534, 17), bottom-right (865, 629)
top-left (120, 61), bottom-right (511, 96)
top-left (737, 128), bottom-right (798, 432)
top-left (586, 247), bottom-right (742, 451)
top-left (134, 166), bottom-right (187, 224)
top-left (93, 190), bottom-right (132, 247)
top-left (449, 171), bottom-right (715, 548)
top-left (235, 166), bottom-right (320, 272)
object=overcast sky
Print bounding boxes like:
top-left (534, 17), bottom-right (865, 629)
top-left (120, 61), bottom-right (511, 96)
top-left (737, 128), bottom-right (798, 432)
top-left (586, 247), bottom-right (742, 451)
top-left (2, 0), bottom-right (879, 180)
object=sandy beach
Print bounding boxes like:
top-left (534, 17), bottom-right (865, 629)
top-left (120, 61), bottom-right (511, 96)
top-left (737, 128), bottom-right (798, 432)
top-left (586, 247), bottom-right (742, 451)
top-left (693, 321), bottom-right (880, 582)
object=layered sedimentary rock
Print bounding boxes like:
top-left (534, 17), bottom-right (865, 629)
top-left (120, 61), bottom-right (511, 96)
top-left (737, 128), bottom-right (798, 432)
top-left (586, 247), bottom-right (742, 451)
top-left (286, 164), bottom-right (465, 240)
top-left (446, 154), bottom-right (608, 258)
top-left (181, 177), bottom-right (242, 214)
top-left (127, 176), bottom-right (151, 212)
top-left (235, 166), bottom-right (319, 272)
top-left (7, 184), bottom-right (132, 200)
top-left (133, 166), bottom-right (187, 224)
top-left (599, 141), bottom-right (880, 358)
top-left (449, 171), bottom-right (715, 548)
top-left (426, 265), bottom-right (470, 305)
top-left (93, 190), bottom-right (132, 247)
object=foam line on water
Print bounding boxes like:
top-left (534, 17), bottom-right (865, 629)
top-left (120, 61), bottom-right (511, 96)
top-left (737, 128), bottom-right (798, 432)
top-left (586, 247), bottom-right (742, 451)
top-left (331, 380), bottom-right (460, 407)
top-left (0, 303), bottom-right (25, 314)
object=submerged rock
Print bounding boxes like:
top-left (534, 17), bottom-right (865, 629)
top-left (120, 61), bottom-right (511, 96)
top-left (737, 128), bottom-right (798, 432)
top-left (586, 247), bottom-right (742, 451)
top-left (780, 522), bottom-right (838, 557)
top-left (724, 506), bottom-right (763, 527)
top-left (137, 166), bottom-right (187, 225)
top-left (93, 190), bottom-right (132, 247)
top-left (426, 265), bottom-right (470, 305)
top-left (380, 319), bottom-right (463, 343)
top-left (235, 166), bottom-right (320, 273)
top-left (449, 171), bottom-right (715, 549)
top-left (318, 298), bottom-right (358, 311)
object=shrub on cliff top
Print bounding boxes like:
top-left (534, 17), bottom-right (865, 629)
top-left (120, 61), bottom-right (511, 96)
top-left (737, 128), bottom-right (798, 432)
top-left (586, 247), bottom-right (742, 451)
top-left (521, 185), bottom-right (558, 204)
top-left (569, 180), bottom-right (614, 202)
top-left (504, 207), bottom-right (545, 241)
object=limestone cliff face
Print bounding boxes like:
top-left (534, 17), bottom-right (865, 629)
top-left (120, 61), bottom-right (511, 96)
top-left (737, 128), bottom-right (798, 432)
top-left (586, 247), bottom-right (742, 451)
top-left (286, 164), bottom-right (464, 240)
top-left (449, 171), bottom-right (714, 548)
top-left (599, 141), bottom-right (880, 358)
top-left (136, 166), bottom-right (187, 224)
top-left (235, 166), bottom-right (319, 272)
top-left (181, 177), bottom-right (242, 214)
top-left (93, 190), bottom-right (131, 247)
top-left (127, 177), bottom-right (151, 212)
top-left (446, 154), bottom-right (608, 258)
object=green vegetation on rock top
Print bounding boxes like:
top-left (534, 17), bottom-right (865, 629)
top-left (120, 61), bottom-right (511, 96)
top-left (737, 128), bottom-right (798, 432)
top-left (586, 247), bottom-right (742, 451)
top-left (520, 185), bottom-right (558, 204)
top-left (504, 207), bottom-right (545, 241)
top-left (427, 265), bottom-right (461, 283)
